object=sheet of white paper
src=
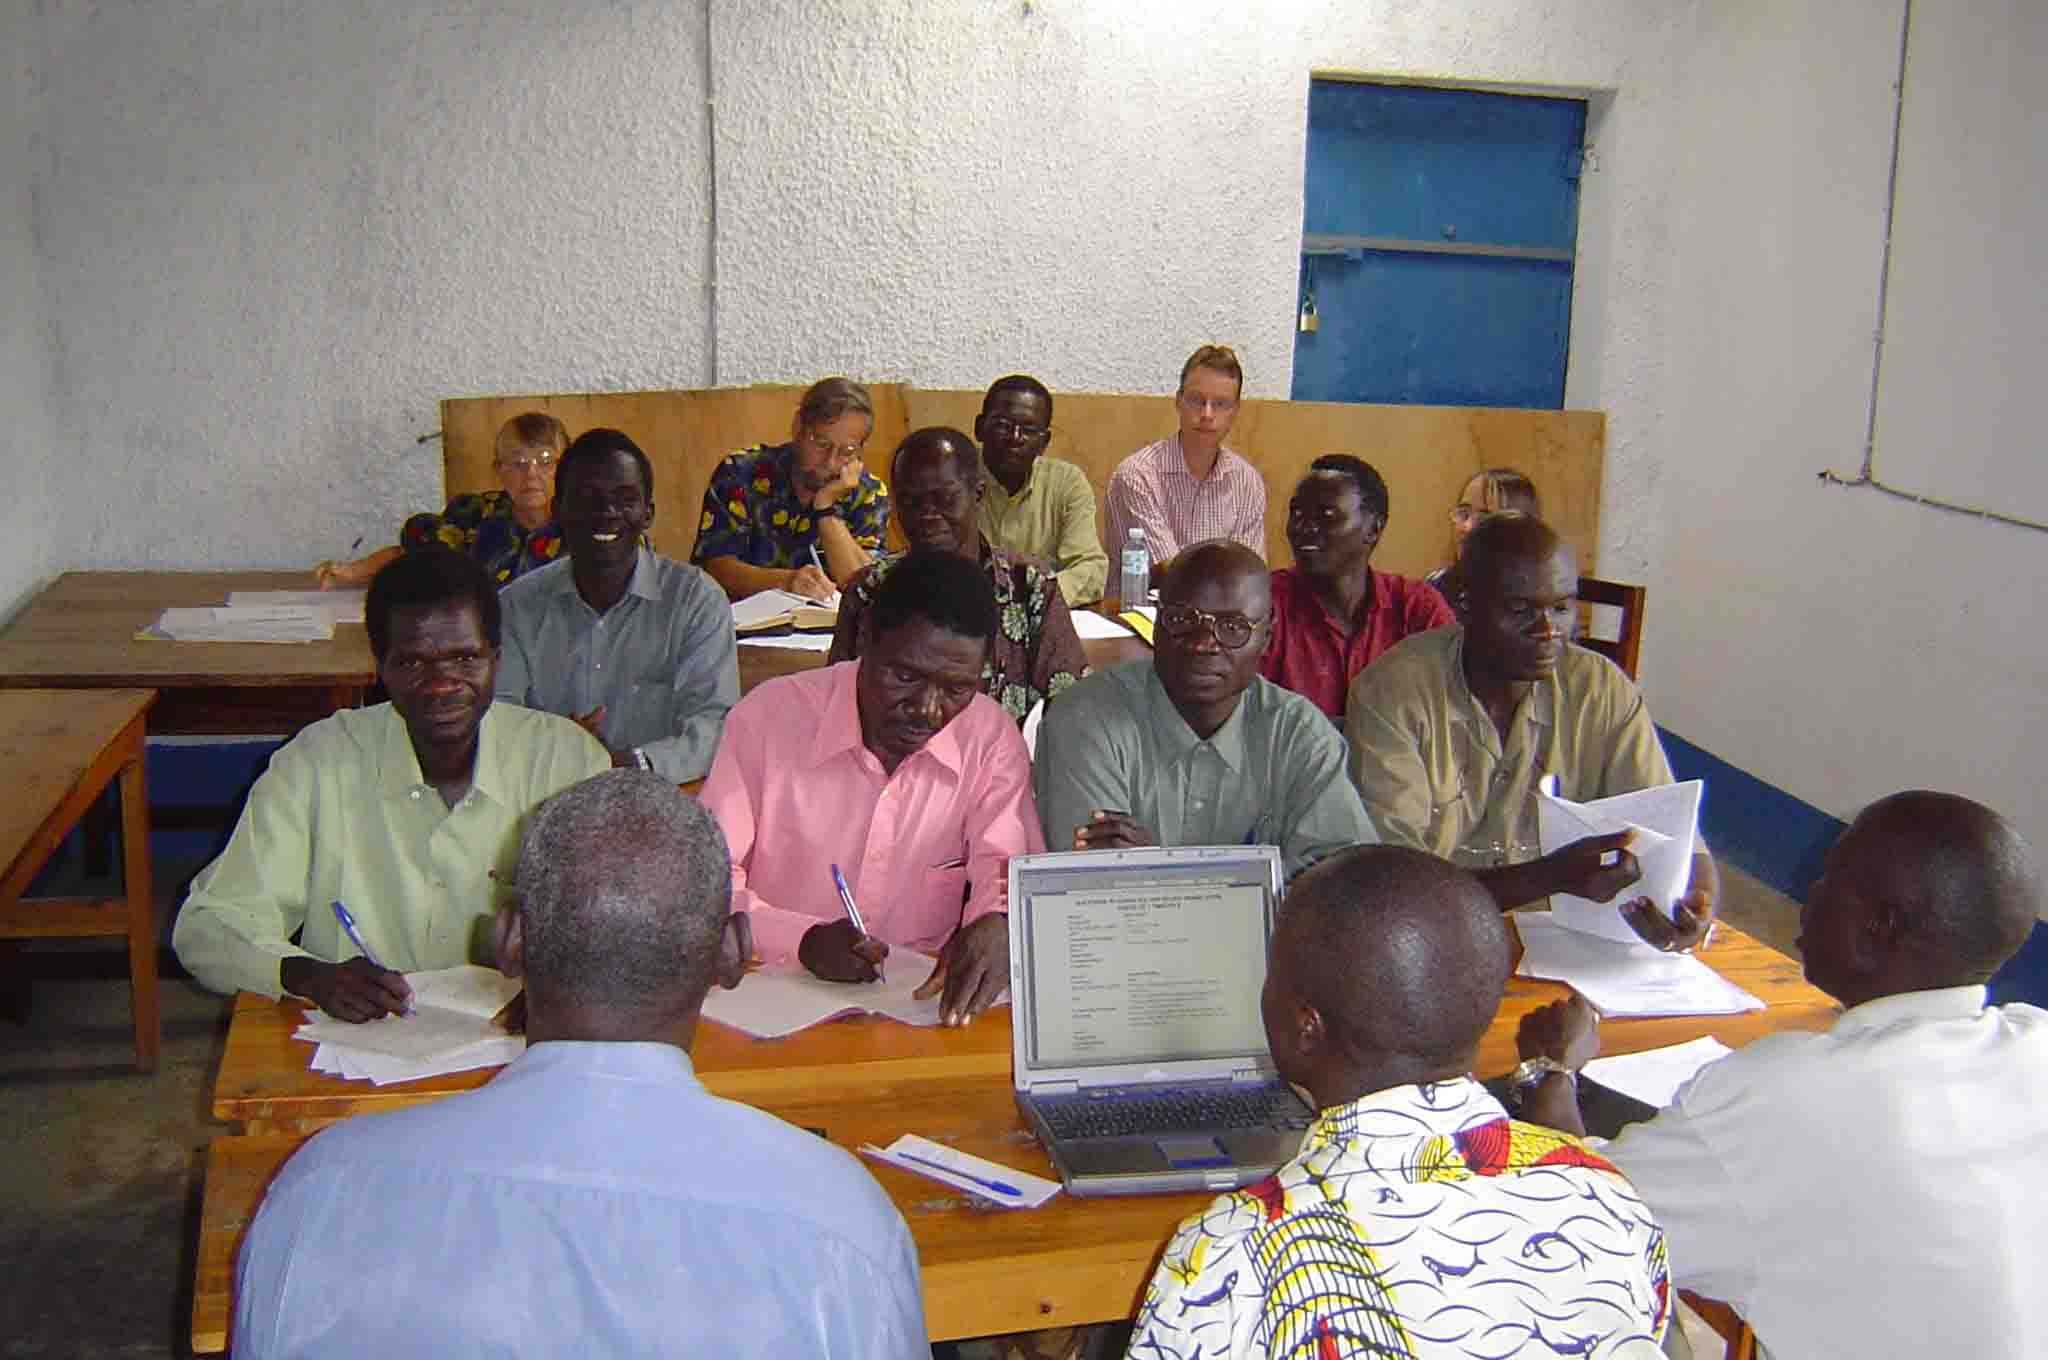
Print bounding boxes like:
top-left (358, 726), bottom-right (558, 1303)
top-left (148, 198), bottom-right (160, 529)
top-left (731, 587), bottom-right (841, 629)
top-left (294, 967), bottom-right (524, 1063)
top-left (1071, 611), bottom-right (1134, 639)
top-left (1582, 1036), bottom-right (1734, 1109)
top-left (699, 952), bottom-right (999, 1038)
top-left (861, 1134), bottom-right (1061, 1208)
top-left (152, 605), bottom-right (334, 643)
top-left (310, 1035), bottom-right (523, 1085)
top-left (227, 589), bottom-right (368, 624)
top-left (404, 965), bottom-right (523, 1019)
top-left (1538, 780), bottom-right (1703, 943)
top-left (736, 633), bottom-right (836, 652)
top-left (1514, 912), bottom-right (1762, 1018)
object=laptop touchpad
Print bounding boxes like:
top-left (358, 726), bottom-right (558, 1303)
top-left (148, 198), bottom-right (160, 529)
top-left (1157, 1136), bottom-right (1231, 1169)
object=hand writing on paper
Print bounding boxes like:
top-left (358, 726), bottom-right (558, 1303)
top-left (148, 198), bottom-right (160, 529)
top-left (914, 915), bottom-right (1009, 1026)
top-left (1517, 993), bottom-right (1601, 1069)
top-left (1621, 851), bottom-right (1719, 953)
top-left (786, 563), bottom-right (837, 601)
top-left (281, 956), bottom-right (412, 1023)
top-left (1073, 809), bottom-right (1156, 852)
top-left (799, 918), bottom-right (888, 983)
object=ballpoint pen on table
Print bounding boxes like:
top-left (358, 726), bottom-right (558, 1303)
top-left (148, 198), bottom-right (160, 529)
top-left (895, 1151), bottom-right (1021, 1198)
top-left (829, 863), bottom-right (883, 982)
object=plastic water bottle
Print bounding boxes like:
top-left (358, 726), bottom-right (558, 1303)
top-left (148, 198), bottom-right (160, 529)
top-left (1119, 528), bottom-right (1150, 608)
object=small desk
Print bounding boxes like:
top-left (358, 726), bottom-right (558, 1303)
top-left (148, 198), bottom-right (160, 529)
top-left (0, 571), bottom-right (374, 735)
top-left (0, 688), bottom-right (159, 1068)
top-left (192, 926), bottom-right (1836, 1351)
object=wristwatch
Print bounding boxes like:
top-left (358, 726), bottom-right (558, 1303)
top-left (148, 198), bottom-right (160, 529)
top-left (1507, 1055), bottom-right (1576, 1108)
top-left (631, 747), bottom-right (653, 772)
top-left (812, 501), bottom-right (845, 520)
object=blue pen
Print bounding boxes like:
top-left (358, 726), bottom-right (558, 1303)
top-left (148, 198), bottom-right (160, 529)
top-left (828, 864), bottom-right (883, 982)
top-left (330, 899), bottom-right (385, 970)
top-left (898, 1151), bottom-right (1021, 1198)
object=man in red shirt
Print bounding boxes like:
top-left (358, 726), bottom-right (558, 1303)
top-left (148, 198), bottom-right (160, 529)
top-left (1260, 455), bottom-right (1454, 720)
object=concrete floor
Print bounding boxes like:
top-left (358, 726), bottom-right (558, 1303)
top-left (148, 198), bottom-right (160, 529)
top-left (0, 863), bottom-right (1804, 1359)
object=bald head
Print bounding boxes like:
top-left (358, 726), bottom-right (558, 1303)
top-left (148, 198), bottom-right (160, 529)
top-left (513, 771), bottom-right (733, 1024)
top-left (1163, 539), bottom-right (1268, 602)
top-left (1270, 847), bottom-right (1512, 1088)
top-left (1831, 791), bottom-right (2039, 983)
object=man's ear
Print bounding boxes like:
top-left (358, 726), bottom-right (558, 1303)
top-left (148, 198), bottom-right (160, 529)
top-left (643, 498), bottom-right (656, 530)
top-left (493, 901), bottom-right (526, 980)
top-left (1292, 999), bottom-right (1330, 1062)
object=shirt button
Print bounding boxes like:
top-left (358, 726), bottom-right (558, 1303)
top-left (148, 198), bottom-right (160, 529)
top-left (409, 789), bottom-right (423, 801)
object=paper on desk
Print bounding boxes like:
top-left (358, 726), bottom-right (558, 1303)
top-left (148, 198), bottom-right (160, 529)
top-left (1538, 779), bottom-right (1704, 943)
top-left (731, 587), bottom-right (841, 630)
top-left (701, 952), bottom-right (999, 1038)
top-left (294, 965), bottom-right (525, 1081)
top-left (1072, 610), bottom-right (1134, 640)
top-left (227, 589), bottom-right (367, 625)
top-left (861, 1134), bottom-right (1061, 1208)
top-left (147, 605), bottom-right (335, 643)
top-left (736, 632), bottom-right (836, 652)
top-left (1515, 912), bottom-right (1762, 1018)
top-left (1120, 605), bottom-right (1156, 644)
top-left (308, 1035), bottom-right (524, 1085)
top-left (1582, 1036), bottom-right (1734, 1110)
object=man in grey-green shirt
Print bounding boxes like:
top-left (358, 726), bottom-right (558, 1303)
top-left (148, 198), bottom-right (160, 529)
top-left (1035, 541), bottom-right (1375, 879)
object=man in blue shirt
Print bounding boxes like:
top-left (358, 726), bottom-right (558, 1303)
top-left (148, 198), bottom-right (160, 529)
top-left (233, 771), bottom-right (929, 1359)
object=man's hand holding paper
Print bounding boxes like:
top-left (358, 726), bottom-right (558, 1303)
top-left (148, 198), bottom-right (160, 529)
top-left (1538, 779), bottom-right (1716, 951)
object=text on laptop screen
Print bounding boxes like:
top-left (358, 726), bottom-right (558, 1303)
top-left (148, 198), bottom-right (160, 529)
top-left (1022, 863), bottom-right (1272, 1070)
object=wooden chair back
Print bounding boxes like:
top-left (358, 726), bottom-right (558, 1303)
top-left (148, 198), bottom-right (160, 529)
top-left (1576, 574), bottom-right (1646, 679)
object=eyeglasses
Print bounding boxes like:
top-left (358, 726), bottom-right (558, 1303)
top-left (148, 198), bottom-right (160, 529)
top-left (496, 452), bottom-right (557, 473)
top-left (981, 415), bottom-right (1050, 443)
top-left (805, 430), bottom-right (867, 460)
top-left (1450, 504), bottom-right (1482, 526)
top-left (1158, 603), bottom-right (1262, 650)
top-left (1177, 394), bottom-right (1239, 416)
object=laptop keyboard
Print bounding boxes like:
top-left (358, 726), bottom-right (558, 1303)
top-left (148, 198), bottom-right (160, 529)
top-left (1040, 1088), bottom-right (1306, 1141)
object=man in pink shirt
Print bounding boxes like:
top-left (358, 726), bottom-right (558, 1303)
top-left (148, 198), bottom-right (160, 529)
top-left (700, 549), bottom-right (1043, 1025)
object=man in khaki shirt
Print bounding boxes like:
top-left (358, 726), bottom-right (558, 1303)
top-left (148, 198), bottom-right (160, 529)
top-left (1345, 513), bottom-right (1716, 950)
top-left (974, 374), bottom-right (1108, 605)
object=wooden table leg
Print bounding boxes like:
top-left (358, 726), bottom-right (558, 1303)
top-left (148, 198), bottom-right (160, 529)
top-left (119, 731), bottom-right (160, 1071)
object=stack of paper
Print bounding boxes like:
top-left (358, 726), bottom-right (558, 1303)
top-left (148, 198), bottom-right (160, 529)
top-left (1515, 912), bottom-right (1762, 1018)
top-left (1581, 1036), bottom-right (1734, 1109)
top-left (731, 587), bottom-right (840, 633)
top-left (295, 965), bottom-right (525, 1085)
top-left (1072, 611), bottom-right (1135, 641)
top-left (147, 604), bottom-right (335, 643)
top-left (701, 951), bottom-right (1003, 1039)
top-left (1537, 779), bottom-right (1704, 943)
top-left (227, 588), bottom-right (368, 625)
top-left (736, 632), bottom-right (836, 652)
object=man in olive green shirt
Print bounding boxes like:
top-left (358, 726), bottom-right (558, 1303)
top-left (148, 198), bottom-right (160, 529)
top-left (1036, 541), bottom-right (1374, 879)
top-left (172, 550), bottom-right (609, 1018)
top-left (974, 374), bottom-right (1108, 605)
top-left (1345, 513), bottom-right (1716, 950)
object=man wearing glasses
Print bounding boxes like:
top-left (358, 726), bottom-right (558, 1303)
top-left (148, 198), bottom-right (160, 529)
top-left (1103, 345), bottom-right (1268, 594)
top-left (972, 374), bottom-right (1109, 605)
top-left (1034, 540), bottom-right (1374, 880)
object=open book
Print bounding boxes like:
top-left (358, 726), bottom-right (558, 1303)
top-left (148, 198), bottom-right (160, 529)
top-left (731, 587), bottom-right (841, 633)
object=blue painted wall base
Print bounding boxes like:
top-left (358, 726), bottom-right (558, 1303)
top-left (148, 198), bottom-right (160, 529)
top-left (1658, 728), bottom-right (1845, 903)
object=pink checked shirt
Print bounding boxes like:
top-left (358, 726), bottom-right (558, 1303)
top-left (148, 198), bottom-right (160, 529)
top-left (698, 661), bottom-right (1045, 962)
top-left (1103, 434), bottom-right (1268, 566)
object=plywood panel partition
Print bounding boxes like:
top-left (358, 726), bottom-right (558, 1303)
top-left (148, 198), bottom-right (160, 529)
top-left (444, 388), bottom-right (1603, 576)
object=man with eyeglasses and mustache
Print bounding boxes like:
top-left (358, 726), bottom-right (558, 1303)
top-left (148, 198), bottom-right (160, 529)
top-left (972, 374), bottom-right (1109, 605)
top-left (1035, 540), bottom-right (1374, 880)
top-left (172, 549), bottom-right (610, 1021)
top-left (1346, 512), bottom-right (1718, 950)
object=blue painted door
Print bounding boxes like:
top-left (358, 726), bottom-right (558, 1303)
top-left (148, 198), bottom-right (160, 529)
top-left (1292, 81), bottom-right (1586, 408)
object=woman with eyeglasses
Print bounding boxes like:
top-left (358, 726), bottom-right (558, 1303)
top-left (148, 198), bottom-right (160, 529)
top-left (315, 412), bottom-right (568, 589)
top-left (689, 376), bottom-right (891, 603)
top-left (1426, 467), bottom-right (1541, 619)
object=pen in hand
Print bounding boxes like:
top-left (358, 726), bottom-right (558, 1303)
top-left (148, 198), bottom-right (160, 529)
top-left (829, 863), bottom-right (885, 982)
top-left (331, 899), bottom-right (384, 969)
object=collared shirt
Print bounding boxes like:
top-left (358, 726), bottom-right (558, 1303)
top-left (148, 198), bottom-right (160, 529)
top-left (1345, 627), bottom-right (1672, 868)
top-left (977, 454), bottom-right (1109, 604)
top-left (1260, 566), bottom-right (1455, 721)
top-left (1103, 433), bottom-right (1267, 567)
top-left (494, 547), bottom-right (738, 783)
top-left (234, 1041), bottom-right (927, 1360)
top-left (698, 661), bottom-right (1044, 961)
top-left (690, 441), bottom-right (890, 570)
top-left (1605, 987), bottom-right (2048, 1360)
top-left (400, 490), bottom-right (560, 586)
top-left (1129, 1078), bottom-right (1670, 1359)
top-left (1034, 661), bottom-right (1375, 880)
top-left (829, 539), bottom-right (1088, 724)
top-left (171, 703), bottom-right (609, 998)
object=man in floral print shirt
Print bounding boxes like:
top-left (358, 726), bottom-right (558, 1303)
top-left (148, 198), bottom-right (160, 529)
top-left (1126, 845), bottom-right (1669, 1360)
top-left (831, 427), bottom-right (1085, 725)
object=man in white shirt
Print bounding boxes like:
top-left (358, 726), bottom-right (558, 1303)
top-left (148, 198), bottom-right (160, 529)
top-left (1516, 790), bottom-right (2048, 1359)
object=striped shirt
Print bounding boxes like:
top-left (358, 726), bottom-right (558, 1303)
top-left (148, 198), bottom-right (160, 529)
top-left (1103, 433), bottom-right (1267, 566)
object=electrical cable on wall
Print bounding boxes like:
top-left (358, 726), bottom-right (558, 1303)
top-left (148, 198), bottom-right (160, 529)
top-left (1818, 0), bottom-right (2048, 537)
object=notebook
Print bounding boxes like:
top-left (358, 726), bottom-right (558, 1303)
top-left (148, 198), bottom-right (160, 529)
top-left (1007, 845), bottom-right (1310, 1197)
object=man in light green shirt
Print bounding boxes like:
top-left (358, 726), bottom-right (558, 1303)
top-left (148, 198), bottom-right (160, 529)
top-left (172, 550), bottom-right (609, 1018)
top-left (974, 374), bottom-right (1108, 605)
top-left (1035, 541), bottom-right (1374, 879)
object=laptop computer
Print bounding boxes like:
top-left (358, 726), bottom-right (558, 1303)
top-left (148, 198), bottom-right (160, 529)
top-left (1007, 845), bottom-right (1314, 1197)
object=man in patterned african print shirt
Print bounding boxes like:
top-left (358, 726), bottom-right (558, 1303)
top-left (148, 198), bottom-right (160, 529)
top-left (1127, 847), bottom-right (1668, 1360)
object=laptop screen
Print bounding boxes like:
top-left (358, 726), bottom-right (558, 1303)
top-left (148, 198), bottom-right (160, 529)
top-left (1016, 854), bottom-right (1275, 1071)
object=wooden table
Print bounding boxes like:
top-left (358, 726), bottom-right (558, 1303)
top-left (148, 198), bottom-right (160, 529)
top-left (0, 572), bottom-right (375, 735)
top-left (192, 926), bottom-right (1835, 1349)
top-left (0, 689), bottom-right (159, 1068)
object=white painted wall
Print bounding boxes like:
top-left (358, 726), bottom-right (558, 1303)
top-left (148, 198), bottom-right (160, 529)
top-left (1, 4), bottom-right (60, 622)
top-left (1650, 0), bottom-right (2048, 857)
